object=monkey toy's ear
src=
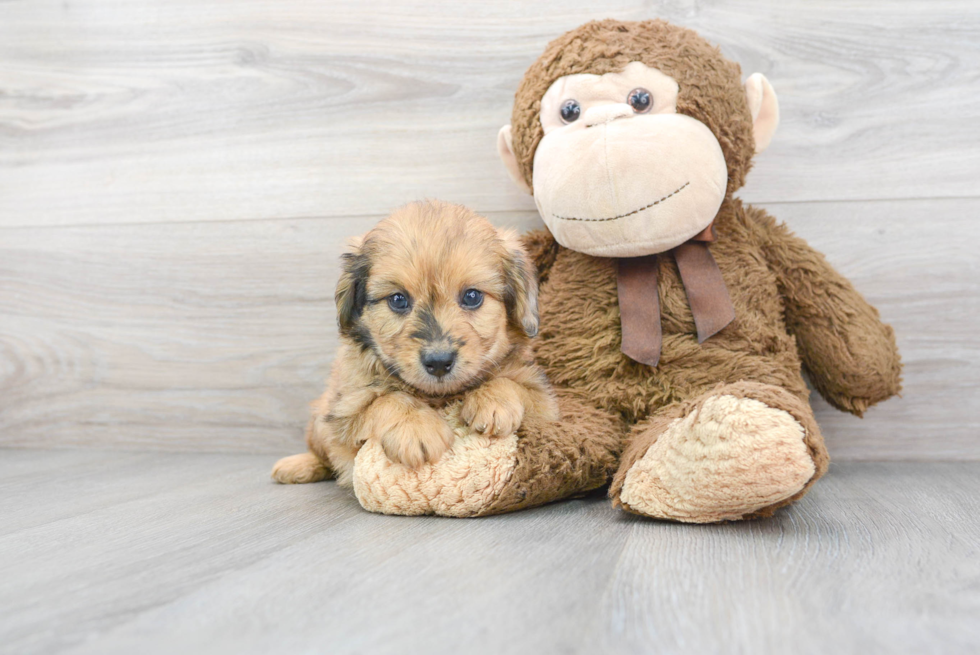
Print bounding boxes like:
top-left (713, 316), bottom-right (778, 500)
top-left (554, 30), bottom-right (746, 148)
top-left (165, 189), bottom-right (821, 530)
top-left (745, 73), bottom-right (780, 154)
top-left (498, 228), bottom-right (540, 337)
top-left (497, 125), bottom-right (533, 194)
top-left (335, 243), bottom-right (370, 335)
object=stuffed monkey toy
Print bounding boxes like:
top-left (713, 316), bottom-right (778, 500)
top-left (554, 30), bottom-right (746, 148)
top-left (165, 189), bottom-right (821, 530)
top-left (349, 19), bottom-right (902, 522)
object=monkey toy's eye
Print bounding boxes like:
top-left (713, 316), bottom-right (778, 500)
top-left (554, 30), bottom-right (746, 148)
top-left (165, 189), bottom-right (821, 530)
top-left (387, 292), bottom-right (411, 313)
top-left (560, 99), bottom-right (581, 124)
top-left (627, 88), bottom-right (652, 113)
top-left (460, 289), bottom-right (484, 309)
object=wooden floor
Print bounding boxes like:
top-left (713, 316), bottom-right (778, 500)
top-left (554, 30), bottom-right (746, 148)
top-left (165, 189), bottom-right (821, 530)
top-left (1, 450), bottom-right (978, 655)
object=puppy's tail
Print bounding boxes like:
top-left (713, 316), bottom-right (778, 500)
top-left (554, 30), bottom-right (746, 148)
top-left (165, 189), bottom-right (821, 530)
top-left (271, 452), bottom-right (332, 484)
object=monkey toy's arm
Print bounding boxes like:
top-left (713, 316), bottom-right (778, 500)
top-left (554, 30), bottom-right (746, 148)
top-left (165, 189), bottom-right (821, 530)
top-left (751, 206), bottom-right (902, 416)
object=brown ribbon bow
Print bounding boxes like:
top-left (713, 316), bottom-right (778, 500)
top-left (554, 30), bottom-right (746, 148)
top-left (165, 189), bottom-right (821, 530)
top-left (616, 225), bottom-right (735, 367)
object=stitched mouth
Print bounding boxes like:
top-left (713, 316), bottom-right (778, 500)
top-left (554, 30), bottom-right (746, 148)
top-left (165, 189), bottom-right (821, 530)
top-left (552, 181), bottom-right (690, 222)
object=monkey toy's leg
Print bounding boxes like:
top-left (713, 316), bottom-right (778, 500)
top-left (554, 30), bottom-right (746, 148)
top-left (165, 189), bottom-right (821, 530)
top-left (609, 381), bottom-right (829, 523)
top-left (352, 389), bottom-right (623, 517)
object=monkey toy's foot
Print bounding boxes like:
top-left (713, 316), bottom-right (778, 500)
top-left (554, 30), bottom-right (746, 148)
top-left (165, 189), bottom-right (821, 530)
top-left (351, 390), bottom-right (622, 517)
top-left (611, 382), bottom-right (829, 523)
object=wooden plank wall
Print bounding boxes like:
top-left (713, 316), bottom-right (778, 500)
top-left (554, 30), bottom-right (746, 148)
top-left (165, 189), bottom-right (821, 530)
top-left (1, 0), bottom-right (978, 459)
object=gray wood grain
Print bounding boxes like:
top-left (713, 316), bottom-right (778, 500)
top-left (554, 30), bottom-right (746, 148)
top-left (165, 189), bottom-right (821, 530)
top-left (0, 451), bottom-right (977, 655)
top-left (0, 0), bottom-right (978, 228)
top-left (2, 199), bottom-right (975, 459)
top-left (581, 463), bottom-right (980, 655)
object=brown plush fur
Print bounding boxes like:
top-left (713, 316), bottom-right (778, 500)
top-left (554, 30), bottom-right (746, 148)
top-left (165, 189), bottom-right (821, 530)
top-left (499, 19), bottom-right (902, 520)
top-left (272, 200), bottom-right (558, 487)
top-left (475, 388), bottom-right (623, 516)
top-left (527, 197), bottom-right (901, 423)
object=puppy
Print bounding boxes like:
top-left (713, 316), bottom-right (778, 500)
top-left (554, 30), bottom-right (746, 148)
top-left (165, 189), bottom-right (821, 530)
top-left (272, 200), bottom-right (558, 488)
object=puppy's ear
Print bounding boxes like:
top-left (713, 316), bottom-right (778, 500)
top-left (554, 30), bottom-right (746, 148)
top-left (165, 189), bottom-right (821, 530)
top-left (335, 244), bottom-right (371, 335)
top-left (499, 228), bottom-right (540, 337)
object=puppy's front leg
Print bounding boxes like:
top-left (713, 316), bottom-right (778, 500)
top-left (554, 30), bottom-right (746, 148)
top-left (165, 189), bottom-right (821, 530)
top-left (461, 378), bottom-right (529, 438)
top-left (462, 367), bottom-right (559, 438)
top-left (362, 393), bottom-right (454, 468)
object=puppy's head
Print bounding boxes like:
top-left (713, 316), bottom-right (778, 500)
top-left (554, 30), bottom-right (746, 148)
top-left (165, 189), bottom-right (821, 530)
top-left (336, 200), bottom-right (539, 396)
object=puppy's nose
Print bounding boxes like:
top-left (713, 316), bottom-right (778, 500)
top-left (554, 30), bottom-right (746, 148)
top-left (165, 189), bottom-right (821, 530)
top-left (421, 350), bottom-right (456, 379)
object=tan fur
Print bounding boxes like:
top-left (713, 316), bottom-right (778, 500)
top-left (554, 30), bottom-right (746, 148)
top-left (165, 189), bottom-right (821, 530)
top-left (271, 452), bottom-right (330, 485)
top-left (272, 200), bottom-right (558, 487)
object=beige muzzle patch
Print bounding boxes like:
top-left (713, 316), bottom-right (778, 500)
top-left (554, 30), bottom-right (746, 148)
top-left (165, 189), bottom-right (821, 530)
top-left (353, 432), bottom-right (519, 517)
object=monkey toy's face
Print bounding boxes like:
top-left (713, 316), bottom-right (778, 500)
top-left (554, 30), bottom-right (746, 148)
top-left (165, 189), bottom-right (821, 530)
top-left (499, 60), bottom-right (778, 258)
top-left (532, 62), bottom-right (725, 257)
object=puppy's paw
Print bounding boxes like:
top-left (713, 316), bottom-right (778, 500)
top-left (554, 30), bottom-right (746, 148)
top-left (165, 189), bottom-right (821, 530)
top-left (380, 408), bottom-right (454, 469)
top-left (272, 452), bottom-right (330, 484)
top-left (461, 379), bottom-right (525, 438)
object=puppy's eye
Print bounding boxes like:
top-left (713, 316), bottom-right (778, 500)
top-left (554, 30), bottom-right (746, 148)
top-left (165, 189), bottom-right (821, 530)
top-left (387, 292), bottom-right (411, 313)
top-left (560, 99), bottom-right (581, 124)
top-left (460, 289), bottom-right (484, 309)
top-left (627, 88), bottom-right (652, 113)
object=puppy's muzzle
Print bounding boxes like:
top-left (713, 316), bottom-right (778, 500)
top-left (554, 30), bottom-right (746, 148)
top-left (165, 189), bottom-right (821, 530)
top-left (421, 349), bottom-right (456, 379)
